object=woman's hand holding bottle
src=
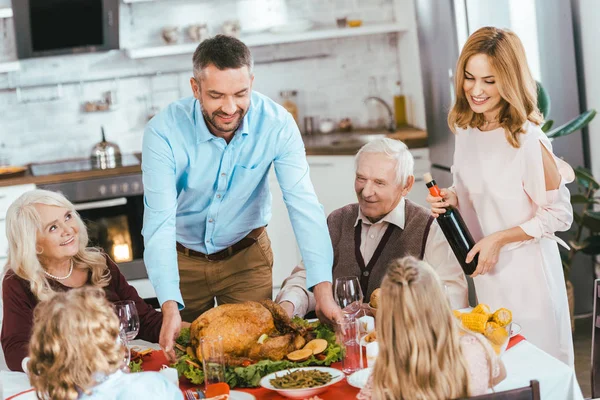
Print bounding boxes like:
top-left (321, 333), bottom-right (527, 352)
top-left (426, 187), bottom-right (458, 217)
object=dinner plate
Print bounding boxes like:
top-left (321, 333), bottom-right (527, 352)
top-left (260, 367), bottom-right (344, 399)
top-left (347, 368), bottom-right (372, 389)
top-left (229, 391), bottom-right (256, 400)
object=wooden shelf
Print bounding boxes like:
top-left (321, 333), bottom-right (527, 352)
top-left (0, 7), bottom-right (12, 18)
top-left (0, 61), bottom-right (20, 74)
top-left (125, 22), bottom-right (406, 59)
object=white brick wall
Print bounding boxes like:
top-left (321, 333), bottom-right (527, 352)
top-left (0, 0), bottom-right (402, 166)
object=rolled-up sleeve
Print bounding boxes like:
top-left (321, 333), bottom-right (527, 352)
top-left (141, 125), bottom-right (183, 308)
top-left (519, 133), bottom-right (574, 240)
top-left (273, 115), bottom-right (334, 290)
top-left (275, 262), bottom-right (316, 317)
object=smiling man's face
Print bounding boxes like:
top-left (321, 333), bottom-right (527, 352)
top-left (354, 152), bottom-right (410, 223)
top-left (190, 64), bottom-right (254, 139)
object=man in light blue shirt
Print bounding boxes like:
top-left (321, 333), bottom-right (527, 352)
top-left (142, 35), bottom-right (341, 361)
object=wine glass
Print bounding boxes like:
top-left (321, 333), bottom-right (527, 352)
top-left (117, 330), bottom-right (131, 372)
top-left (334, 276), bottom-right (364, 320)
top-left (115, 300), bottom-right (140, 342)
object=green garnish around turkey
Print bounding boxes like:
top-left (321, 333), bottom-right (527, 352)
top-left (269, 369), bottom-right (333, 389)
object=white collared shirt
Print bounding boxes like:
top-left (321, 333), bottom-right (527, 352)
top-left (276, 198), bottom-right (469, 316)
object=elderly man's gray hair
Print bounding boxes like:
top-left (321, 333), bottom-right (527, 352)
top-left (355, 138), bottom-right (414, 186)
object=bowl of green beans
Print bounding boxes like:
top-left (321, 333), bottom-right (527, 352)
top-left (259, 367), bottom-right (345, 399)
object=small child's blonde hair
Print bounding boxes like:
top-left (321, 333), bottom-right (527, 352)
top-left (27, 287), bottom-right (124, 400)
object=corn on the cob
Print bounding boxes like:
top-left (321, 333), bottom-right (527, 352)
top-left (460, 312), bottom-right (488, 333)
top-left (491, 308), bottom-right (512, 327)
top-left (484, 321), bottom-right (500, 336)
top-left (472, 303), bottom-right (492, 317)
top-left (485, 325), bottom-right (509, 346)
top-left (453, 310), bottom-right (462, 319)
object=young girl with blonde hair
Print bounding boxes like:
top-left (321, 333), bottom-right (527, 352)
top-left (427, 26), bottom-right (575, 365)
top-left (28, 286), bottom-right (182, 399)
top-left (357, 256), bottom-right (505, 399)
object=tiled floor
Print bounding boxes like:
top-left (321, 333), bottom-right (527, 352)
top-left (574, 316), bottom-right (593, 398)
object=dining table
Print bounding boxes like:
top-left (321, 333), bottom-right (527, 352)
top-left (0, 334), bottom-right (585, 400)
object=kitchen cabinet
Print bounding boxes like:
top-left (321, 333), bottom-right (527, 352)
top-left (268, 149), bottom-right (430, 296)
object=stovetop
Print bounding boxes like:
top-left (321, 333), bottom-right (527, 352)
top-left (30, 154), bottom-right (140, 177)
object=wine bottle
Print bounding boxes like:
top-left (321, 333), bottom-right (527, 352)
top-left (424, 172), bottom-right (478, 275)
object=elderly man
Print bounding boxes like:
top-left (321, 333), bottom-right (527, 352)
top-left (142, 35), bottom-right (336, 361)
top-left (276, 138), bottom-right (468, 317)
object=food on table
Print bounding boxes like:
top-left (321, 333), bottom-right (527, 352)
top-left (269, 369), bottom-right (333, 389)
top-left (130, 348), bottom-right (152, 362)
top-left (364, 331), bottom-right (377, 343)
top-left (460, 312), bottom-right (488, 333)
top-left (491, 308), bottom-right (513, 327)
top-left (303, 339), bottom-right (328, 355)
top-left (484, 322), bottom-right (509, 346)
top-left (287, 348), bottom-right (314, 362)
top-left (190, 300), bottom-right (313, 366)
top-left (472, 303), bottom-right (492, 317)
top-left (370, 288), bottom-right (381, 309)
top-left (454, 304), bottom-right (514, 355)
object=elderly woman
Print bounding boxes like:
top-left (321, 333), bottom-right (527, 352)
top-left (1, 189), bottom-right (163, 372)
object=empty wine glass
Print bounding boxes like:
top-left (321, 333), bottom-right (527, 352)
top-left (334, 276), bottom-right (364, 320)
top-left (117, 330), bottom-right (131, 372)
top-left (115, 300), bottom-right (140, 342)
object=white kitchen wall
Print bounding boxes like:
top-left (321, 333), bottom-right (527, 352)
top-left (0, 0), bottom-right (405, 166)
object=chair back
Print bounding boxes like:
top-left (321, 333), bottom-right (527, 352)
top-left (592, 279), bottom-right (600, 397)
top-left (456, 380), bottom-right (540, 400)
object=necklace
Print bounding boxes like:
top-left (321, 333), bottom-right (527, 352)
top-left (44, 259), bottom-right (74, 280)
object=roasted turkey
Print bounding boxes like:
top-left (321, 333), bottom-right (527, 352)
top-left (190, 299), bottom-right (313, 366)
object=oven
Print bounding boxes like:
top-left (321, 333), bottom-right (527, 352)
top-left (37, 173), bottom-right (147, 281)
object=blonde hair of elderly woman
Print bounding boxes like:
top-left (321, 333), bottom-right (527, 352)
top-left (27, 287), bottom-right (125, 400)
top-left (4, 189), bottom-right (109, 301)
top-left (447, 26), bottom-right (543, 148)
top-left (371, 256), bottom-right (472, 399)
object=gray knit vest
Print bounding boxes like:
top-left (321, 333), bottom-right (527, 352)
top-left (328, 200), bottom-right (434, 301)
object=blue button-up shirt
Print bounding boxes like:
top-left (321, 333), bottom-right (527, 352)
top-left (141, 92), bottom-right (333, 307)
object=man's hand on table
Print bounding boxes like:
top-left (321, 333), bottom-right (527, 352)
top-left (160, 300), bottom-right (182, 363)
top-left (314, 281), bottom-right (344, 326)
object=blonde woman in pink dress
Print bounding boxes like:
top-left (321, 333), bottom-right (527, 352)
top-left (427, 27), bottom-right (575, 366)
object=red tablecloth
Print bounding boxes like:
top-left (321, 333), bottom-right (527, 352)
top-left (143, 334), bottom-right (525, 399)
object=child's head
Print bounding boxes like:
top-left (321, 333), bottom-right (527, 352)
top-left (28, 287), bottom-right (124, 400)
top-left (372, 256), bottom-right (471, 399)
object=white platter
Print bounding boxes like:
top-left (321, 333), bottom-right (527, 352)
top-left (260, 367), bottom-right (344, 399)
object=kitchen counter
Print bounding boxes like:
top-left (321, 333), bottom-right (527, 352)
top-left (0, 126), bottom-right (427, 187)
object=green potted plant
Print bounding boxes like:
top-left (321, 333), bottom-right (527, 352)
top-left (537, 82), bottom-right (597, 330)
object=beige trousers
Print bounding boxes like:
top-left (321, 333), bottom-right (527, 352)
top-left (178, 230), bottom-right (274, 323)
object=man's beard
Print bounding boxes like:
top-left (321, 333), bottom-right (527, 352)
top-left (201, 106), bottom-right (245, 134)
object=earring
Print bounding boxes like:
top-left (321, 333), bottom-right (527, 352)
top-left (36, 246), bottom-right (43, 255)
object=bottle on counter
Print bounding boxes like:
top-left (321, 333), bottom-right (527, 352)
top-left (424, 172), bottom-right (478, 275)
top-left (280, 90), bottom-right (299, 126)
top-left (394, 81), bottom-right (407, 127)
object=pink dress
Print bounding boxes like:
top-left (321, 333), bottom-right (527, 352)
top-left (356, 334), bottom-right (502, 398)
top-left (452, 121), bottom-right (575, 365)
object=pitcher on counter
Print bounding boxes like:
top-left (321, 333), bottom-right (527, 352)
top-left (141, 34), bottom-right (339, 362)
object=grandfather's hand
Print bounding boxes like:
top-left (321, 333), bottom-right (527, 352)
top-left (467, 232), bottom-right (504, 278)
top-left (313, 282), bottom-right (344, 326)
top-left (279, 301), bottom-right (296, 318)
top-left (160, 300), bottom-right (182, 363)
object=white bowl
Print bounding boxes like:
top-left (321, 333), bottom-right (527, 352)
top-left (347, 368), bottom-right (373, 389)
top-left (259, 367), bottom-right (344, 399)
